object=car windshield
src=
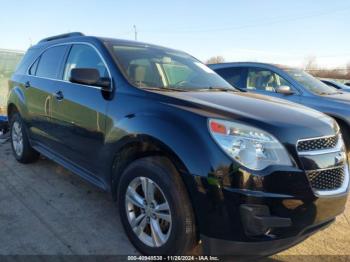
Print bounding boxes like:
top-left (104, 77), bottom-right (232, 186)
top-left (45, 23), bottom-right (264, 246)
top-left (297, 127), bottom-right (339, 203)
top-left (106, 44), bottom-right (235, 91)
top-left (285, 69), bottom-right (339, 95)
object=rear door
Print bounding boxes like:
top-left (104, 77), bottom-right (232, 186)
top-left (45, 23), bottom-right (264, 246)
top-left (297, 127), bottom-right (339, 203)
top-left (23, 45), bottom-right (69, 146)
top-left (50, 43), bottom-right (110, 175)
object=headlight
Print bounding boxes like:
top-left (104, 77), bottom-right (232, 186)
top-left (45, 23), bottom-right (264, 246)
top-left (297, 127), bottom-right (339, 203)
top-left (208, 119), bottom-right (293, 170)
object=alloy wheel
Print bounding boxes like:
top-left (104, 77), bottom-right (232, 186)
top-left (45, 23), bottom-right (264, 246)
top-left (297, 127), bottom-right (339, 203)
top-left (12, 121), bottom-right (23, 157)
top-left (125, 176), bottom-right (172, 247)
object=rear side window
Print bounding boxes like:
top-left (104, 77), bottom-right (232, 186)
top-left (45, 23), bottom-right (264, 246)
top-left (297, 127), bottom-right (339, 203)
top-left (36, 45), bottom-right (67, 79)
top-left (15, 49), bottom-right (37, 75)
top-left (215, 67), bottom-right (244, 88)
top-left (63, 44), bottom-right (108, 81)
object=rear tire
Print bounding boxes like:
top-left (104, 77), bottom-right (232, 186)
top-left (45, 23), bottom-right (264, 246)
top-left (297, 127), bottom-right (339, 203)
top-left (118, 156), bottom-right (197, 255)
top-left (10, 113), bottom-right (39, 163)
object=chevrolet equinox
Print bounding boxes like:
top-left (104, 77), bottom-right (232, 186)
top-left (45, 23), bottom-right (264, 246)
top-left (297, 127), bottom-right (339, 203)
top-left (7, 33), bottom-right (349, 256)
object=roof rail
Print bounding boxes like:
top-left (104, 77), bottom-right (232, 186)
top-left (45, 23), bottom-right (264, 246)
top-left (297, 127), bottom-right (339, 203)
top-left (38, 32), bottom-right (84, 44)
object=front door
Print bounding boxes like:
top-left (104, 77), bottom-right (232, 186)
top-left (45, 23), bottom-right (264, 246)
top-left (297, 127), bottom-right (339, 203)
top-left (50, 44), bottom-right (110, 175)
top-left (245, 67), bottom-right (300, 103)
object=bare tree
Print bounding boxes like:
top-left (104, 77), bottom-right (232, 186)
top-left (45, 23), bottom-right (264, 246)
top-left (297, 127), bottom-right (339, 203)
top-left (308, 68), bottom-right (349, 80)
top-left (206, 56), bottom-right (225, 64)
top-left (303, 56), bottom-right (345, 80)
top-left (303, 55), bottom-right (318, 71)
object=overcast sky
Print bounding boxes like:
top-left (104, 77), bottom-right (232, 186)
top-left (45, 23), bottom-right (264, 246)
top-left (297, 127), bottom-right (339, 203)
top-left (0, 0), bottom-right (349, 68)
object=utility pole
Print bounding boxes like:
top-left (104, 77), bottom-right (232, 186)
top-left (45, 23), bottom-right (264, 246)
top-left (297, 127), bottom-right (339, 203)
top-left (133, 25), bottom-right (138, 41)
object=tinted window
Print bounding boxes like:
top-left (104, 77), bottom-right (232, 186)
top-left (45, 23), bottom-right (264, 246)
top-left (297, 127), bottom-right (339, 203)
top-left (15, 49), bottom-right (36, 75)
top-left (36, 45), bottom-right (67, 79)
top-left (246, 68), bottom-right (292, 92)
top-left (63, 44), bottom-right (108, 81)
top-left (215, 67), bottom-right (244, 88)
top-left (106, 44), bottom-right (234, 91)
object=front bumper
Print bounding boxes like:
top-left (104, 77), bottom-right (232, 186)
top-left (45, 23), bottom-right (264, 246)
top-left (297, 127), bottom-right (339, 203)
top-left (201, 218), bottom-right (333, 256)
top-left (189, 164), bottom-right (349, 259)
top-left (193, 166), bottom-right (348, 243)
top-left (186, 123), bottom-right (349, 256)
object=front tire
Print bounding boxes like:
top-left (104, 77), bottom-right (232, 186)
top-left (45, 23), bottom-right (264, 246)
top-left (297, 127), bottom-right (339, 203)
top-left (10, 113), bottom-right (39, 163)
top-left (338, 123), bottom-right (350, 151)
top-left (118, 157), bottom-right (197, 255)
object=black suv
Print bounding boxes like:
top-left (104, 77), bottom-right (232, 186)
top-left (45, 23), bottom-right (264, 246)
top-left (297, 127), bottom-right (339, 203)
top-left (7, 33), bottom-right (349, 256)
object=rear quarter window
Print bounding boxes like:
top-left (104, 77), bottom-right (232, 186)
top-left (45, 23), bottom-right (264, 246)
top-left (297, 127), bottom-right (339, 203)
top-left (14, 49), bottom-right (38, 75)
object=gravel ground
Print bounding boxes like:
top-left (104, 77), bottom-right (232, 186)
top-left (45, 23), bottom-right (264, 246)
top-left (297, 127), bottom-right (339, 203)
top-left (0, 139), bottom-right (349, 259)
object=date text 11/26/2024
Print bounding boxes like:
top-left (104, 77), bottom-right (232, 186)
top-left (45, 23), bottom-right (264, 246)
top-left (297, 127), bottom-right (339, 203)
top-left (127, 256), bottom-right (220, 261)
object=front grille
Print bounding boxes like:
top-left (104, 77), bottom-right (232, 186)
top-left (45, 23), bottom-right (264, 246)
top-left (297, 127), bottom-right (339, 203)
top-left (297, 135), bottom-right (338, 152)
top-left (307, 167), bottom-right (345, 191)
top-left (296, 133), bottom-right (348, 195)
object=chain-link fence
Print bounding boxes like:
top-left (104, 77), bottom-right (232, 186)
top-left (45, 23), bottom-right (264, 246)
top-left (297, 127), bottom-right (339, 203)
top-left (0, 49), bottom-right (24, 115)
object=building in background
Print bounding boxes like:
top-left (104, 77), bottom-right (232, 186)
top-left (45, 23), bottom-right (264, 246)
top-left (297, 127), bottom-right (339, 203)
top-left (0, 49), bottom-right (24, 115)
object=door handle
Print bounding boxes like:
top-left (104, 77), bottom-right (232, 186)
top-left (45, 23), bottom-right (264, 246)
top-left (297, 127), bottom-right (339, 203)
top-left (54, 91), bottom-right (64, 101)
top-left (25, 81), bottom-right (31, 88)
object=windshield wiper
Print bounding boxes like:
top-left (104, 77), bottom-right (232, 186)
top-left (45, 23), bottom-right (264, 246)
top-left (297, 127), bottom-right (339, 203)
top-left (142, 86), bottom-right (189, 92)
top-left (143, 86), bottom-right (238, 93)
top-left (318, 91), bottom-right (338, 96)
top-left (196, 86), bottom-right (238, 92)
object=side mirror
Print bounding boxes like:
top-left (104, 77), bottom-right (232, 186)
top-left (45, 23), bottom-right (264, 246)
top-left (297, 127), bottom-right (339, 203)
top-left (276, 85), bottom-right (294, 95)
top-left (69, 68), bottom-right (111, 90)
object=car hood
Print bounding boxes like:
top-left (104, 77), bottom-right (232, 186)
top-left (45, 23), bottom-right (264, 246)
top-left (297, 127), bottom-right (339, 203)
top-left (322, 92), bottom-right (350, 104)
top-left (152, 90), bottom-right (337, 143)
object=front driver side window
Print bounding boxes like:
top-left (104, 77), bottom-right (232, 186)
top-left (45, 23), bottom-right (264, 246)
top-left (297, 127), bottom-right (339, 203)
top-left (247, 68), bottom-right (292, 92)
top-left (63, 44), bottom-right (108, 81)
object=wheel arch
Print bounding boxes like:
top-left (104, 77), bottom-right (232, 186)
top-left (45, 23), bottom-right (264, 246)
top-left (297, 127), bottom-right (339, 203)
top-left (7, 103), bottom-right (19, 120)
top-left (109, 134), bottom-right (192, 201)
top-left (329, 114), bottom-right (350, 147)
top-left (109, 134), bottom-right (201, 241)
top-left (7, 82), bottom-right (29, 119)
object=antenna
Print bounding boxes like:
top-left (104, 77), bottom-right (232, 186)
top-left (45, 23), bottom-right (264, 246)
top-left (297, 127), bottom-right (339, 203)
top-left (133, 25), bottom-right (138, 41)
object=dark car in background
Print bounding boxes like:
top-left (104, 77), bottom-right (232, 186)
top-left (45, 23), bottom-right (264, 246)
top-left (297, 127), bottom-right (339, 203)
top-left (7, 34), bottom-right (349, 256)
top-left (0, 115), bottom-right (8, 134)
top-left (210, 62), bottom-right (350, 148)
top-left (321, 79), bottom-right (350, 93)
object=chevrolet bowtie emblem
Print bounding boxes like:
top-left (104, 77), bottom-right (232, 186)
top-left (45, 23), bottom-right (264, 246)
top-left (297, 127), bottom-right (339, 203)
top-left (335, 152), bottom-right (345, 165)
